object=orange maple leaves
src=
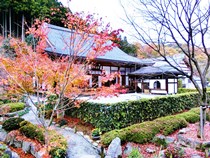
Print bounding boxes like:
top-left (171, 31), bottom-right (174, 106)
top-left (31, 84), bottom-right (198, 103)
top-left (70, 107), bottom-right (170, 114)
top-left (0, 12), bottom-right (124, 100)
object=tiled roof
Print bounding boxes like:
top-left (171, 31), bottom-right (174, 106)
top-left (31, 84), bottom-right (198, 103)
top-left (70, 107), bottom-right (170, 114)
top-left (45, 23), bottom-right (152, 65)
top-left (129, 65), bottom-right (182, 76)
top-left (130, 54), bottom-right (186, 76)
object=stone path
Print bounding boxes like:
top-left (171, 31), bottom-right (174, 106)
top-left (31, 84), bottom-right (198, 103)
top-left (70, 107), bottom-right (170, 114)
top-left (22, 96), bottom-right (100, 158)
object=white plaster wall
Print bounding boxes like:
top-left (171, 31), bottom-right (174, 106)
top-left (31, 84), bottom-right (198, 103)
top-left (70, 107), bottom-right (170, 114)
top-left (89, 77), bottom-right (92, 87)
top-left (168, 83), bottom-right (177, 94)
top-left (149, 79), bottom-right (166, 89)
top-left (168, 78), bottom-right (177, 94)
top-left (126, 76), bottom-right (129, 86)
top-left (98, 76), bottom-right (101, 87)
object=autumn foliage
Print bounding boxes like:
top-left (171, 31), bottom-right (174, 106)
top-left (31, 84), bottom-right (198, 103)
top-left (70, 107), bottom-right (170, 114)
top-left (0, 12), bottom-right (123, 127)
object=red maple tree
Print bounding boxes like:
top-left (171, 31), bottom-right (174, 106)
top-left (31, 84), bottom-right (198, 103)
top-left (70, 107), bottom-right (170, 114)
top-left (0, 12), bottom-right (123, 127)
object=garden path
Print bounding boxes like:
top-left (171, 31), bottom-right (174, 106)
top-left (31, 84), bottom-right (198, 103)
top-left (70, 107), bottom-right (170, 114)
top-left (22, 96), bottom-right (100, 158)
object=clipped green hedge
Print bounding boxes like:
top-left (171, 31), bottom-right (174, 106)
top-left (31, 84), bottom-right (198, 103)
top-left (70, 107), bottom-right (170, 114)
top-left (0, 102), bottom-right (25, 112)
top-left (67, 93), bottom-right (201, 132)
top-left (178, 88), bottom-right (210, 94)
top-left (101, 108), bottom-right (200, 146)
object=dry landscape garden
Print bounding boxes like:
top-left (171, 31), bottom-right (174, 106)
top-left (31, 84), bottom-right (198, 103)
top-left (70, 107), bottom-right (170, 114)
top-left (1, 0), bottom-right (210, 158)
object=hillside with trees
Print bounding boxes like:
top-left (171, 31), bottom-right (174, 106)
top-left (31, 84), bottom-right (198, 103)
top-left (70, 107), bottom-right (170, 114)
top-left (0, 0), bottom-right (69, 40)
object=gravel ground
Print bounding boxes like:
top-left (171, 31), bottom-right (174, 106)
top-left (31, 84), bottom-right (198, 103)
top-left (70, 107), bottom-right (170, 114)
top-left (80, 93), bottom-right (161, 104)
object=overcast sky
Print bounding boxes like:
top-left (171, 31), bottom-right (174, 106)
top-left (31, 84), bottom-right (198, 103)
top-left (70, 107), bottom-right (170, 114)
top-left (58, 0), bottom-right (135, 42)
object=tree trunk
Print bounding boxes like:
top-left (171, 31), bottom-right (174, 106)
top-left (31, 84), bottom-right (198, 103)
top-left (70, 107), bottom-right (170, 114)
top-left (4, 10), bottom-right (7, 38)
top-left (9, 8), bottom-right (11, 37)
top-left (2, 11), bottom-right (5, 37)
top-left (200, 87), bottom-right (207, 140)
top-left (21, 14), bottom-right (25, 42)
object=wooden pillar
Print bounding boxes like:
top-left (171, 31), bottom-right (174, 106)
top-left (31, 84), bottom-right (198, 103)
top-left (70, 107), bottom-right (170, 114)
top-left (166, 77), bottom-right (168, 94)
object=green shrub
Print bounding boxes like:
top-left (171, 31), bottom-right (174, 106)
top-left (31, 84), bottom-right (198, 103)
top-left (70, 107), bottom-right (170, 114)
top-left (2, 118), bottom-right (25, 132)
top-left (58, 119), bottom-right (68, 127)
top-left (17, 108), bottom-right (29, 117)
top-left (164, 144), bottom-right (184, 158)
top-left (178, 88), bottom-right (210, 94)
top-left (92, 128), bottom-right (101, 137)
top-left (128, 148), bottom-right (143, 158)
top-left (176, 111), bottom-right (199, 123)
top-left (0, 101), bottom-right (4, 105)
top-left (49, 147), bottom-right (66, 158)
top-left (152, 136), bottom-right (167, 149)
top-left (0, 98), bottom-right (12, 104)
top-left (0, 144), bottom-right (10, 158)
top-left (101, 110), bottom-right (198, 146)
top-left (189, 107), bottom-right (200, 114)
top-left (1, 102), bottom-right (25, 112)
top-left (155, 116), bottom-right (188, 135)
top-left (48, 130), bottom-right (67, 158)
top-left (67, 92), bottom-right (201, 132)
top-left (19, 120), bottom-right (31, 127)
top-left (20, 123), bottom-right (45, 144)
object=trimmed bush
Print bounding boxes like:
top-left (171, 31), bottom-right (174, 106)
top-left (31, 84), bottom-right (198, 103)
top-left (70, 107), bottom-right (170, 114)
top-left (2, 118), bottom-right (25, 132)
top-left (175, 111), bottom-right (199, 123)
top-left (58, 119), bottom-right (68, 127)
top-left (67, 92), bottom-right (201, 132)
top-left (48, 130), bottom-right (67, 158)
top-left (19, 120), bottom-right (31, 127)
top-left (0, 98), bottom-right (12, 104)
top-left (155, 116), bottom-right (187, 135)
top-left (178, 88), bottom-right (210, 94)
top-left (0, 102), bottom-right (25, 112)
top-left (19, 123), bottom-right (45, 144)
top-left (101, 109), bottom-right (199, 146)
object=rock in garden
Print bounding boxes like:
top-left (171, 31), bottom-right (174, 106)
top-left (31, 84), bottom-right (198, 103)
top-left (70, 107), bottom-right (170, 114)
top-left (123, 142), bottom-right (133, 155)
top-left (77, 131), bottom-right (84, 136)
top-left (84, 135), bottom-right (91, 140)
top-left (179, 128), bottom-right (190, 134)
top-left (4, 148), bottom-right (13, 157)
top-left (30, 143), bottom-right (36, 157)
top-left (96, 140), bottom-right (100, 143)
top-left (5, 134), bottom-right (15, 145)
top-left (87, 138), bottom-right (93, 143)
top-left (106, 137), bottom-right (122, 158)
top-left (11, 151), bottom-right (20, 158)
top-left (64, 127), bottom-right (73, 131)
top-left (13, 139), bottom-right (22, 148)
top-left (36, 149), bottom-right (47, 158)
top-left (93, 142), bottom-right (98, 147)
top-left (22, 141), bottom-right (31, 153)
top-left (190, 154), bottom-right (203, 158)
top-left (165, 136), bottom-right (175, 144)
top-left (0, 130), bottom-right (7, 141)
top-left (146, 148), bottom-right (155, 153)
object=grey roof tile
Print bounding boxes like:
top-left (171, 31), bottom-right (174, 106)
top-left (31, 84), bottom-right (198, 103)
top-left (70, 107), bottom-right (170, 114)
top-left (45, 23), bottom-right (152, 65)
